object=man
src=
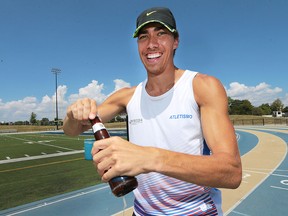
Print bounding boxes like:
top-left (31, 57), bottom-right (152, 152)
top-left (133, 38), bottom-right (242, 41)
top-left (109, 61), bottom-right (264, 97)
top-left (63, 7), bottom-right (242, 215)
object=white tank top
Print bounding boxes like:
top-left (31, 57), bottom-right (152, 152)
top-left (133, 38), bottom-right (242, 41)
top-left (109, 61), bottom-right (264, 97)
top-left (127, 70), bottom-right (222, 215)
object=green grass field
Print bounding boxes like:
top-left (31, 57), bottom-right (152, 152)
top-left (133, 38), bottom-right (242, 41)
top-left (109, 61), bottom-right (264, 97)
top-left (0, 131), bottom-right (127, 210)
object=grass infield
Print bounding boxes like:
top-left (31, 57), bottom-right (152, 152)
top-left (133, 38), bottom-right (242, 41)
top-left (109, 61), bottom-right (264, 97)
top-left (0, 129), bottom-right (126, 210)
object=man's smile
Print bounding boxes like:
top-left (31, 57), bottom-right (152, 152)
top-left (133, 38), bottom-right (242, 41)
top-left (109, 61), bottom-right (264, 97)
top-left (147, 53), bottom-right (162, 59)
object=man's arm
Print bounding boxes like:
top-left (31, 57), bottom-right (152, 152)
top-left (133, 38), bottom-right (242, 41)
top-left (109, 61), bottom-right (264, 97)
top-left (197, 74), bottom-right (242, 188)
top-left (151, 74), bottom-right (242, 188)
top-left (63, 87), bottom-right (135, 136)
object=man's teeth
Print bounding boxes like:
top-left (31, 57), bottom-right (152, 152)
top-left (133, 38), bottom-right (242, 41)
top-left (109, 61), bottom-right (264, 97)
top-left (147, 53), bottom-right (161, 59)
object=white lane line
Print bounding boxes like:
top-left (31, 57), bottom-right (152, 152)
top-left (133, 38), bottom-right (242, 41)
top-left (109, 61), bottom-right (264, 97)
top-left (0, 150), bottom-right (84, 164)
top-left (231, 210), bottom-right (251, 216)
top-left (225, 129), bottom-right (287, 215)
top-left (5, 185), bottom-right (110, 216)
top-left (3, 134), bottom-right (75, 151)
top-left (270, 186), bottom-right (288, 191)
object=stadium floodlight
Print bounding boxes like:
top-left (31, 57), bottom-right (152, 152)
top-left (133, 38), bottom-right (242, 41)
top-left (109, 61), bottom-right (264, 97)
top-left (51, 68), bottom-right (61, 130)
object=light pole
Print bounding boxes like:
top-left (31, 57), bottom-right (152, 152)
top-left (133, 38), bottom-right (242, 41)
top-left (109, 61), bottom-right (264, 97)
top-left (51, 68), bottom-right (61, 130)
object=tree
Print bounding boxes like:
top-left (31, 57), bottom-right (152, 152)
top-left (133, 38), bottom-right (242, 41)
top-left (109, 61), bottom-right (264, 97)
top-left (115, 115), bottom-right (125, 122)
top-left (258, 103), bottom-right (272, 115)
top-left (229, 99), bottom-right (242, 115)
top-left (41, 118), bottom-right (50, 126)
top-left (252, 107), bottom-right (263, 116)
top-left (240, 100), bottom-right (253, 115)
top-left (30, 112), bottom-right (37, 125)
top-left (229, 99), bottom-right (253, 115)
top-left (228, 97), bottom-right (234, 114)
top-left (270, 99), bottom-right (284, 111)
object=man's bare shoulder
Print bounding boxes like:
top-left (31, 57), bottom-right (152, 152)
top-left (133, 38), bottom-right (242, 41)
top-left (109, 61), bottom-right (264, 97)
top-left (194, 73), bottom-right (227, 106)
top-left (194, 73), bottom-right (222, 87)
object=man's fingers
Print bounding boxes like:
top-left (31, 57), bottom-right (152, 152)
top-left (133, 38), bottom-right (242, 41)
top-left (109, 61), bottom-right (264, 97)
top-left (66, 106), bottom-right (74, 119)
top-left (68, 98), bottom-right (97, 121)
top-left (89, 100), bottom-right (97, 120)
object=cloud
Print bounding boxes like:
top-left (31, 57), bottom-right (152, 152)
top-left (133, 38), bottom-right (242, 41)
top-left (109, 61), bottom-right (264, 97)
top-left (226, 82), bottom-right (283, 106)
top-left (0, 80), bottom-right (285, 122)
top-left (0, 97), bottom-right (38, 122)
top-left (113, 79), bottom-right (131, 92)
top-left (0, 79), bottom-right (130, 122)
top-left (106, 79), bottom-right (131, 98)
top-left (68, 80), bottom-right (106, 104)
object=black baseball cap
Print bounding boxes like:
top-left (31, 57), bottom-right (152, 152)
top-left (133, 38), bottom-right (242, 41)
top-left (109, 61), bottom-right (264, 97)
top-left (133, 7), bottom-right (177, 38)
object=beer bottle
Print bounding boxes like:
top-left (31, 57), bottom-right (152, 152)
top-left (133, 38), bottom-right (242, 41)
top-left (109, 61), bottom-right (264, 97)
top-left (90, 115), bottom-right (138, 197)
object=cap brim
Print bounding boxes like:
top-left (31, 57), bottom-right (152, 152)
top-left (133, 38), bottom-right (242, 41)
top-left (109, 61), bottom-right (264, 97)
top-left (133, 20), bottom-right (176, 38)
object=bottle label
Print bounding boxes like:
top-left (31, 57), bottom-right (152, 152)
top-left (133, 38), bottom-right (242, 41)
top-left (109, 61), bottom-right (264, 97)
top-left (92, 123), bottom-right (105, 133)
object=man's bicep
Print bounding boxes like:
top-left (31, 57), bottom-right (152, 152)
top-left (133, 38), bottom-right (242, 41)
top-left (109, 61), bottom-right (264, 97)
top-left (98, 98), bottom-right (125, 123)
top-left (201, 107), bottom-right (237, 154)
top-left (198, 81), bottom-right (237, 155)
top-left (98, 87), bottom-right (135, 123)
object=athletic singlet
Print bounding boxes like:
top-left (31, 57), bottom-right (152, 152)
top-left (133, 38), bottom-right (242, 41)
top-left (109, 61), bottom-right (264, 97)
top-left (126, 70), bottom-right (222, 216)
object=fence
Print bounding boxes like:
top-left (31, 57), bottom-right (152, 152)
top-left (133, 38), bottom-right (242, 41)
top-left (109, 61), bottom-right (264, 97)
top-left (231, 118), bottom-right (288, 126)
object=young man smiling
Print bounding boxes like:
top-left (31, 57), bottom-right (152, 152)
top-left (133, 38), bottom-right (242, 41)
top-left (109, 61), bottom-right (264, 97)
top-left (63, 7), bottom-right (242, 216)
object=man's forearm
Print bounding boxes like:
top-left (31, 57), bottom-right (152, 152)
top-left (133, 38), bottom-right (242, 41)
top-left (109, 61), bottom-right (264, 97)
top-left (154, 149), bottom-right (242, 189)
top-left (63, 116), bottom-right (90, 136)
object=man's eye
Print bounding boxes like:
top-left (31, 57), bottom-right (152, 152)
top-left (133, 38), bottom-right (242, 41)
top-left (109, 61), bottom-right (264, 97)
top-left (138, 35), bottom-right (147, 40)
top-left (158, 31), bottom-right (167, 36)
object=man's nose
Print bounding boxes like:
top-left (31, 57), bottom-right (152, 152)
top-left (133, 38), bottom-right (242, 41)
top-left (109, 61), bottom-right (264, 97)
top-left (147, 36), bottom-right (159, 49)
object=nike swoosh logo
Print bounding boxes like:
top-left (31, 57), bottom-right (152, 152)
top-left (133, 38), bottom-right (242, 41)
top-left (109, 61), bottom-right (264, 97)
top-left (146, 11), bottom-right (157, 16)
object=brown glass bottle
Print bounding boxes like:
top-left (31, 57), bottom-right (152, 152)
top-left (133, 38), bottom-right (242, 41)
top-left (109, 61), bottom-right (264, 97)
top-left (90, 116), bottom-right (138, 197)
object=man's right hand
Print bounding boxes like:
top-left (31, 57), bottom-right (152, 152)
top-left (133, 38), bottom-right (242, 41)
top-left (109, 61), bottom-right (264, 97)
top-left (63, 98), bottom-right (97, 136)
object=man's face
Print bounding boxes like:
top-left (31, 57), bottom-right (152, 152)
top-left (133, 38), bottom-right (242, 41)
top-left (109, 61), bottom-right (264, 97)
top-left (137, 23), bottom-right (179, 74)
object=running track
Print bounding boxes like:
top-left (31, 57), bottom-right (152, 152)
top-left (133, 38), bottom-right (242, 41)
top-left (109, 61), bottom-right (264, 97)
top-left (0, 126), bottom-right (287, 216)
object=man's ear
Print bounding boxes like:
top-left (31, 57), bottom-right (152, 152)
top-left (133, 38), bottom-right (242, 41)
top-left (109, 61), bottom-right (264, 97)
top-left (173, 37), bottom-right (179, 50)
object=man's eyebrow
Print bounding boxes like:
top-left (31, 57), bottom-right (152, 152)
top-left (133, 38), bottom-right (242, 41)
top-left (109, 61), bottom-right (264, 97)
top-left (138, 29), bottom-right (148, 35)
top-left (155, 26), bottom-right (165, 31)
top-left (138, 26), bottom-right (165, 35)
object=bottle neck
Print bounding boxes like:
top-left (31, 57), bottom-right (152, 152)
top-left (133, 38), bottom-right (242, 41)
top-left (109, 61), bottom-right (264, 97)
top-left (92, 122), bottom-right (105, 133)
top-left (90, 116), bottom-right (110, 140)
top-left (90, 115), bottom-right (102, 124)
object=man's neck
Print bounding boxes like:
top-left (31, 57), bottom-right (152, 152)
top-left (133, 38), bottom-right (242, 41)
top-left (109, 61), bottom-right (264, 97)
top-left (145, 68), bottom-right (184, 96)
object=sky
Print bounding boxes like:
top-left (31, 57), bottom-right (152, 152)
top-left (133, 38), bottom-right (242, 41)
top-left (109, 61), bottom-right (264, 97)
top-left (0, 0), bottom-right (287, 122)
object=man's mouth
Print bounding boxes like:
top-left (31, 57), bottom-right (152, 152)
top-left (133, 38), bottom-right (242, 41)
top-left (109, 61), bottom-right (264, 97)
top-left (147, 53), bottom-right (162, 59)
